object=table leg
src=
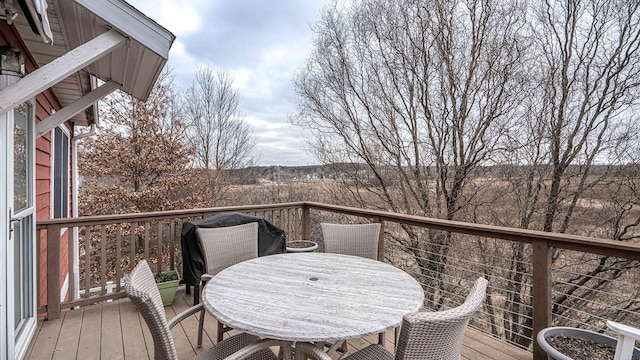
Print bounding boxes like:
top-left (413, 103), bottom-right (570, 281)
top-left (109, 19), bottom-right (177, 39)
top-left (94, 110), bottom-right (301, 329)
top-left (295, 342), bottom-right (332, 360)
top-left (294, 344), bottom-right (306, 360)
top-left (325, 340), bottom-right (347, 356)
top-left (282, 342), bottom-right (294, 360)
top-left (378, 332), bottom-right (386, 346)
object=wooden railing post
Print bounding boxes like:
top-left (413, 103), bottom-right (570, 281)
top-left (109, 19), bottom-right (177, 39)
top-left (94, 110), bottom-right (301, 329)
top-left (532, 239), bottom-right (552, 360)
top-left (47, 224), bottom-right (61, 320)
top-left (302, 205), bottom-right (310, 240)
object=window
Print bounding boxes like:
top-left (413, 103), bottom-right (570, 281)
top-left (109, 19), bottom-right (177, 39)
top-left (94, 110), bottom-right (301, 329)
top-left (53, 126), bottom-right (69, 218)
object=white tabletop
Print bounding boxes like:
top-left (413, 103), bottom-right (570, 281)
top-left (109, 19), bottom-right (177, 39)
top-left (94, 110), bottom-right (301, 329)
top-left (203, 252), bottom-right (424, 342)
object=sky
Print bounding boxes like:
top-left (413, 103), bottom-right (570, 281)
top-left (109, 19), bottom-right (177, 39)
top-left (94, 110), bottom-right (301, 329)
top-left (127, 0), bottom-right (333, 166)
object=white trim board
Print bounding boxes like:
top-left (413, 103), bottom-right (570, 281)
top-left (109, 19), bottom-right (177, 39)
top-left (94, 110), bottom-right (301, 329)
top-left (0, 30), bottom-right (126, 116)
top-left (36, 80), bottom-right (120, 138)
top-left (74, 0), bottom-right (174, 57)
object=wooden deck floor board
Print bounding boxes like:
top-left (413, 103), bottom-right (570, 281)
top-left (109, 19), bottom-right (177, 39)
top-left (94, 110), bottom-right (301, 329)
top-left (51, 307), bottom-right (83, 360)
top-left (76, 303), bottom-right (102, 360)
top-left (119, 300), bottom-right (150, 359)
top-left (27, 316), bottom-right (62, 360)
top-left (26, 286), bottom-right (532, 360)
top-left (166, 293), bottom-right (199, 359)
top-left (465, 327), bottom-right (531, 360)
top-left (100, 301), bottom-right (125, 359)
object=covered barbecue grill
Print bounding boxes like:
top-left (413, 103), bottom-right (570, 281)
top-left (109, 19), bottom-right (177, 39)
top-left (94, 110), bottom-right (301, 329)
top-left (181, 212), bottom-right (286, 302)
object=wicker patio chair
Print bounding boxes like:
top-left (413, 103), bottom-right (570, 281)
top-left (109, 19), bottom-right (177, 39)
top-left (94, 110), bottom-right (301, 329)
top-left (297, 277), bottom-right (489, 360)
top-left (197, 222), bottom-right (260, 347)
top-left (124, 260), bottom-right (286, 360)
top-left (320, 222), bottom-right (383, 351)
top-left (320, 223), bottom-right (381, 260)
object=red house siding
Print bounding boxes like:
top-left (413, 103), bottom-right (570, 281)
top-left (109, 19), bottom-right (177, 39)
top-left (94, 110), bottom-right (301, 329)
top-left (1, 22), bottom-right (73, 309)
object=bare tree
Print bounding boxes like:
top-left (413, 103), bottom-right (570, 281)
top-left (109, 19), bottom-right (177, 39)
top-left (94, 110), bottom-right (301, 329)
top-left (184, 66), bottom-right (256, 205)
top-left (499, 0), bottom-right (640, 345)
top-left (293, 0), bottom-right (640, 348)
top-left (293, 0), bottom-right (528, 307)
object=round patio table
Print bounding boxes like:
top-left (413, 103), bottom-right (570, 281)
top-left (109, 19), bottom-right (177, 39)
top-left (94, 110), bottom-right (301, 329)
top-left (202, 252), bottom-right (424, 345)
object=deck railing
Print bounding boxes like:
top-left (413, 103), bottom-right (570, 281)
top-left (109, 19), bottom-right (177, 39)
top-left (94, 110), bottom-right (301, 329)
top-left (36, 201), bottom-right (640, 360)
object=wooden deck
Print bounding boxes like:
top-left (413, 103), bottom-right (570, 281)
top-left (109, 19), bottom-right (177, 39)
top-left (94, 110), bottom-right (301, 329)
top-left (25, 286), bottom-right (532, 360)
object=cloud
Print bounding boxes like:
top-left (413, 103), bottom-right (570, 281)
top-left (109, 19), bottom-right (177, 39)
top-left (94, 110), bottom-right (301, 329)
top-left (128, 0), bottom-right (331, 166)
top-left (128, 0), bottom-right (206, 36)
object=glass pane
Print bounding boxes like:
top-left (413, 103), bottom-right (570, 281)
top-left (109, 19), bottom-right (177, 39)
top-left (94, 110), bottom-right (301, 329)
top-left (13, 215), bottom-right (33, 337)
top-left (13, 104), bottom-right (28, 211)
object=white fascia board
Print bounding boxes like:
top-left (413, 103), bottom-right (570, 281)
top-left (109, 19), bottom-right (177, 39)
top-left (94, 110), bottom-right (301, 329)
top-left (73, 0), bottom-right (175, 58)
top-left (0, 30), bottom-right (126, 116)
top-left (36, 80), bottom-right (121, 138)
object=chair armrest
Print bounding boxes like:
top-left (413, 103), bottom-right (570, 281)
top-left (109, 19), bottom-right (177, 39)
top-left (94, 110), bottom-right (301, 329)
top-left (223, 339), bottom-right (292, 360)
top-left (201, 274), bottom-right (213, 283)
top-left (168, 303), bottom-right (204, 329)
top-left (294, 343), bottom-right (333, 360)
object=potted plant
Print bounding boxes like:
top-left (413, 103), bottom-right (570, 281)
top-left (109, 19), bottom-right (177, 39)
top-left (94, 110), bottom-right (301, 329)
top-left (286, 240), bottom-right (319, 253)
top-left (537, 321), bottom-right (640, 360)
top-left (154, 269), bottom-right (180, 306)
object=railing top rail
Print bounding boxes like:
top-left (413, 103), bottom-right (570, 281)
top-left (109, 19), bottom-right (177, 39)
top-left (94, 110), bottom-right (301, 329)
top-left (303, 202), bottom-right (640, 260)
top-left (35, 202), bottom-right (307, 229)
top-left (36, 201), bottom-right (640, 259)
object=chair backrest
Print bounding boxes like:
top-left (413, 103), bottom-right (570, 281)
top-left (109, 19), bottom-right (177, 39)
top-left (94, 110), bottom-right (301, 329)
top-left (395, 277), bottom-right (489, 360)
top-left (321, 223), bottom-right (381, 260)
top-left (124, 260), bottom-right (177, 360)
top-left (196, 222), bottom-right (259, 277)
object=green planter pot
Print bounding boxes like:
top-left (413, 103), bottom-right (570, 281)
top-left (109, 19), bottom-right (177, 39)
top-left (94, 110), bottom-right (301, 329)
top-left (155, 270), bottom-right (180, 306)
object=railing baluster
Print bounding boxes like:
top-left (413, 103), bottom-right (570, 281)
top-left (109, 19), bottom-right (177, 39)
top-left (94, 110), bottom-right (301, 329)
top-left (295, 208), bottom-right (298, 238)
top-left (302, 206), bottom-right (310, 241)
top-left (285, 209), bottom-right (290, 237)
top-left (157, 221), bottom-right (163, 273)
top-left (130, 222), bottom-right (135, 269)
top-left (373, 216), bottom-right (384, 261)
top-left (100, 225), bottom-right (107, 295)
top-left (116, 224), bottom-right (122, 293)
top-left (84, 226), bottom-right (91, 299)
top-left (144, 222), bottom-right (150, 260)
top-left (170, 219), bottom-right (175, 271)
top-left (68, 225), bottom-right (75, 301)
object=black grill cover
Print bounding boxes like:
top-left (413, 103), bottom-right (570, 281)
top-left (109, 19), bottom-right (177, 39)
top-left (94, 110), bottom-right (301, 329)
top-left (181, 212), bottom-right (286, 286)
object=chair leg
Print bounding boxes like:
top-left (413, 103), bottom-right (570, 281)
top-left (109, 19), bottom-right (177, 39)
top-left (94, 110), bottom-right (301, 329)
top-left (193, 284), bottom-right (200, 305)
top-left (216, 321), bottom-right (224, 343)
top-left (325, 340), bottom-right (347, 357)
top-left (197, 306), bottom-right (206, 348)
top-left (394, 326), bottom-right (399, 350)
